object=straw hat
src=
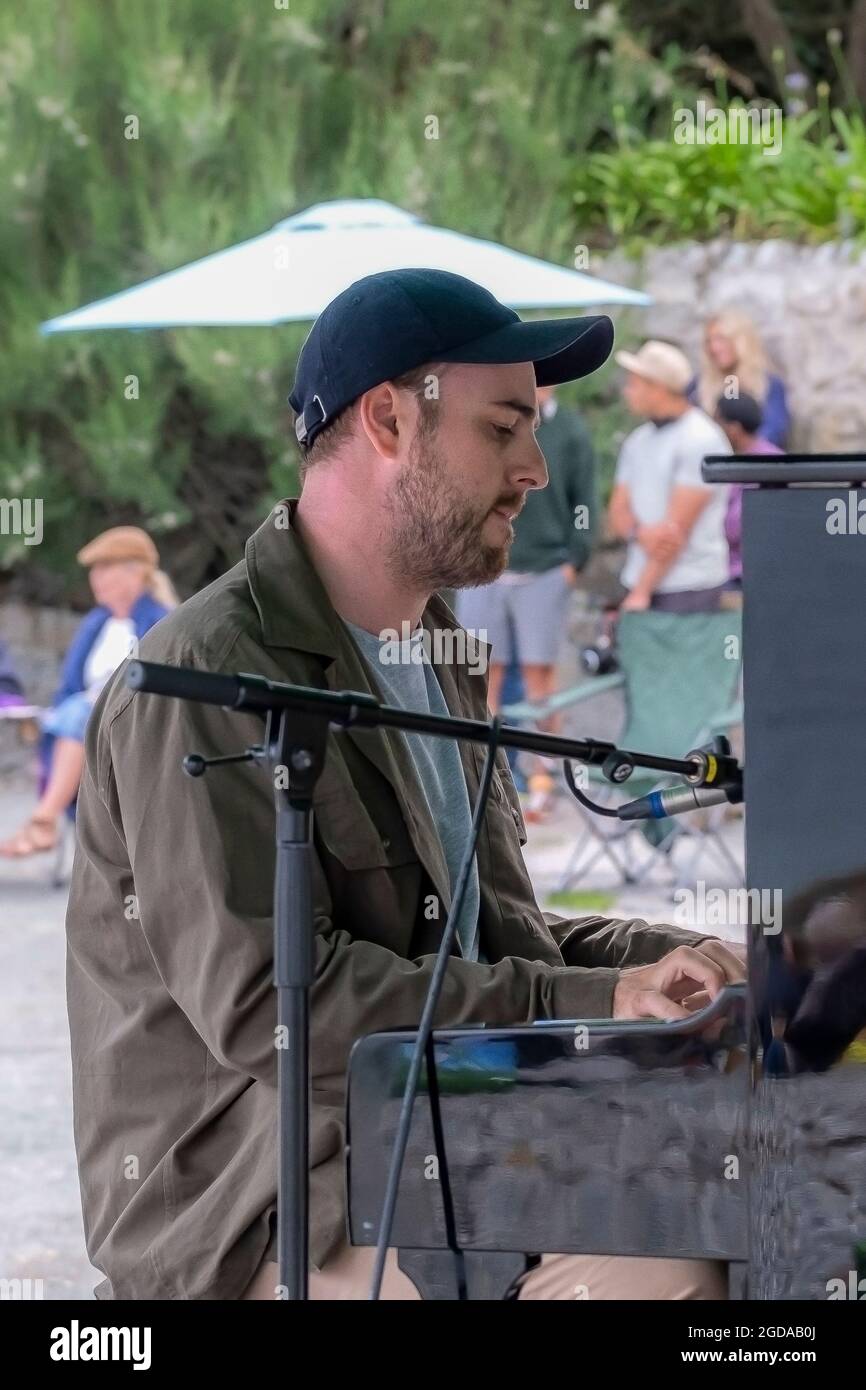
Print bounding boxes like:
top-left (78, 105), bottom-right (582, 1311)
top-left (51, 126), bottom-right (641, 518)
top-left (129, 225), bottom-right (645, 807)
top-left (76, 526), bottom-right (159, 569)
top-left (614, 340), bottom-right (692, 395)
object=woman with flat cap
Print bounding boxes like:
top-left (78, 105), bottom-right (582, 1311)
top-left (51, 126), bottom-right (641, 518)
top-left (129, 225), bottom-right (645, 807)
top-left (0, 526), bottom-right (176, 857)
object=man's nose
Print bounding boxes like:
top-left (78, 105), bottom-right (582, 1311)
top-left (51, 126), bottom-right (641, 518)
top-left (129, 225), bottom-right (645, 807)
top-left (511, 439), bottom-right (553, 500)
top-left (512, 435), bottom-right (548, 493)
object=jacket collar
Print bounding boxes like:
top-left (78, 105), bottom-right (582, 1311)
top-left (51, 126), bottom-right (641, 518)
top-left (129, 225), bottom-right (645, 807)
top-left (245, 499), bottom-right (343, 657)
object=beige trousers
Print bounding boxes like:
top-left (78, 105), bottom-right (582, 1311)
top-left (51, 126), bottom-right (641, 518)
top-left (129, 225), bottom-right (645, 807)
top-left (240, 1246), bottom-right (727, 1301)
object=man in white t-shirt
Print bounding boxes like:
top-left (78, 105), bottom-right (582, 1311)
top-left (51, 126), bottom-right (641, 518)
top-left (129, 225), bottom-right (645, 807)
top-left (607, 340), bottom-right (731, 613)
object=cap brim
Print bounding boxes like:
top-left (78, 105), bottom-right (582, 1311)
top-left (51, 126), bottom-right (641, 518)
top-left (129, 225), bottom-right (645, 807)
top-left (613, 349), bottom-right (691, 393)
top-left (613, 349), bottom-right (666, 385)
top-left (437, 314), bottom-right (614, 384)
top-left (613, 349), bottom-right (646, 376)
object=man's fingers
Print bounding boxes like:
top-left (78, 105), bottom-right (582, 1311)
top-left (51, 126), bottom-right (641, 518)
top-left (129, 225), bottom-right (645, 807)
top-left (682, 990), bottom-right (712, 1012)
top-left (667, 974), bottom-right (713, 1002)
top-left (615, 941), bottom-right (746, 1023)
top-left (631, 990), bottom-right (691, 1022)
top-left (657, 945), bottom-right (728, 999)
top-left (696, 938), bottom-right (747, 982)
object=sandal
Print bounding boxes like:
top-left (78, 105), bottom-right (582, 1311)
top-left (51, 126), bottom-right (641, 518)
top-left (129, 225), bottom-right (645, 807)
top-left (0, 815), bottom-right (59, 857)
top-left (522, 773), bottom-right (558, 825)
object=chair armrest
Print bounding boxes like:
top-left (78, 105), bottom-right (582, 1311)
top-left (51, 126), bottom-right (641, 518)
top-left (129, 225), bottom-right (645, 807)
top-left (502, 672), bottom-right (625, 725)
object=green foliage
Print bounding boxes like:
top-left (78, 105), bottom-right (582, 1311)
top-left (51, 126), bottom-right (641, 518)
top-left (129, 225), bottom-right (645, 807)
top-left (573, 105), bottom-right (866, 249)
top-left (1, 0), bottom-right (698, 595)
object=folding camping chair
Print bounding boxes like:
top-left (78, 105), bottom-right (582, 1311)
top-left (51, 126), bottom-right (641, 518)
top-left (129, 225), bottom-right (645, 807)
top-left (502, 609), bottom-right (744, 891)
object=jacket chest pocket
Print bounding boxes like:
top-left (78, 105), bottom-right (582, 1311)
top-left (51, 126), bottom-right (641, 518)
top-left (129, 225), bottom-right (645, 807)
top-left (312, 757), bottom-right (418, 871)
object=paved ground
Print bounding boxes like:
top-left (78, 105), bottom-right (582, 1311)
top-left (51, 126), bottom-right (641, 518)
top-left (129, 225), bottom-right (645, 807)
top-left (0, 755), bottom-right (745, 1301)
top-left (0, 778), bottom-right (95, 1300)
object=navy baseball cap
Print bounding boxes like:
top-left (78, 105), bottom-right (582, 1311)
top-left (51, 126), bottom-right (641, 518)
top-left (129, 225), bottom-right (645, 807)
top-left (288, 268), bottom-right (614, 448)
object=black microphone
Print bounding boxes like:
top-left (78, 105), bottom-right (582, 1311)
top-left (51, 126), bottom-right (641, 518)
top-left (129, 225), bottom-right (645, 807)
top-left (126, 660), bottom-right (243, 708)
top-left (617, 783), bottom-right (736, 821)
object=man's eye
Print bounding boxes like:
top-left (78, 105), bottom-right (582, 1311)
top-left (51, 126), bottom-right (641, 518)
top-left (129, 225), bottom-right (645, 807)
top-left (493, 424), bottom-right (514, 436)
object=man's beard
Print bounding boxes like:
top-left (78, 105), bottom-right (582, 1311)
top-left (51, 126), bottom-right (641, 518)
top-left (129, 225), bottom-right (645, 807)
top-left (384, 425), bottom-right (518, 591)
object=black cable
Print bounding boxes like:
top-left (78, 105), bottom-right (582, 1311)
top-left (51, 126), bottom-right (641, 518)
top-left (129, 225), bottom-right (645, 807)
top-left (424, 1033), bottom-right (466, 1298)
top-left (369, 717), bottom-right (502, 1300)
top-left (563, 758), bottom-right (621, 817)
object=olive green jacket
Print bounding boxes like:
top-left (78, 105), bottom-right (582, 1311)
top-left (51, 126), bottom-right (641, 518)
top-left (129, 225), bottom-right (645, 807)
top-left (66, 499), bottom-right (707, 1299)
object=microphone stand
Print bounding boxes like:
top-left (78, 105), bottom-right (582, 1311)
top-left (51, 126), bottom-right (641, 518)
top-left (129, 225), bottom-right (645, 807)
top-left (124, 659), bottom-right (743, 1301)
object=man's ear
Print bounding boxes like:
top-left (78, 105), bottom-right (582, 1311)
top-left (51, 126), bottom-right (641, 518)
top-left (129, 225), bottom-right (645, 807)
top-left (358, 382), bottom-right (409, 460)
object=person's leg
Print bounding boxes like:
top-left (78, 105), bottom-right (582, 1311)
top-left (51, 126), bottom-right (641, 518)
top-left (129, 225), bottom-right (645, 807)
top-left (519, 664), bottom-right (560, 818)
top-left (0, 735), bottom-right (85, 856)
top-left (454, 579), bottom-right (511, 709)
top-left (509, 568), bottom-right (571, 692)
top-left (34, 736), bottom-right (85, 819)
top-left (510, 567), bottom-right (572, 818)
top-left (486, 661), bottom-right (506, 713)
top-left (239, 1247), bottom-right (422, 1301)
top-left (499, 654), bottom-right (525, 711)
top-left (499, 649), bottom-right (526, 786)
top-left (516, 1253), bottom-right (728, 1301)
top-left (521, 663), bottom-right (559, 732)
top-left (488, 585), bottom-right (520, 717)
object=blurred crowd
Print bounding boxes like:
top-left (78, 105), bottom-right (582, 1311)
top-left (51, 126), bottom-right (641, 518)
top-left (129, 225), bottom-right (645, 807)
top-left (457, 308), bottom-right (786, 817)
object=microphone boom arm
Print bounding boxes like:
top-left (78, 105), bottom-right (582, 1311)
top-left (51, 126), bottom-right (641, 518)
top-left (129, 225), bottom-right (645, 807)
top-left (125, 660), bottom-right (739, 789)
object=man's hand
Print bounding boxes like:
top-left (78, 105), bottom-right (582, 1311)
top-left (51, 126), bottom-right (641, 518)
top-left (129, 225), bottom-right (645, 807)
top-left (612, 939), bottom-right (746, 1021)
top-left (620, 588), bottom-right (651, 612)
top-left (560, 562), bottom-right (578, 587)
top-left (637, 520), bottom-right (683, 563)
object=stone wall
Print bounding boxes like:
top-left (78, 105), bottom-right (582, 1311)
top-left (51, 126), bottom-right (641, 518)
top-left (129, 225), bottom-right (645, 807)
top-left (598, 238), bottom-right (866, 453)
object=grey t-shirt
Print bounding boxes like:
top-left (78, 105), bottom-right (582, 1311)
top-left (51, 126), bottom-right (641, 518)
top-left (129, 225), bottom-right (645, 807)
top-left (614, 407), bottom-right (731, 593)
top-left (342, 618), bottom-right (481, 962)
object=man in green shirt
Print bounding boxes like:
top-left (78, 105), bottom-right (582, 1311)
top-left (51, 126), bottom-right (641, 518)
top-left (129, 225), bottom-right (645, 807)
top-left (457, 384), bottom-right (597, 816)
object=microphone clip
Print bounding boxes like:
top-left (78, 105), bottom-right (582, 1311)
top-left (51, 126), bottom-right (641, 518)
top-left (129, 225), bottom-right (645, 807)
top-left (183, 745), bottom-right (266, 778)
top-left (684, 735), bottom-right (743, 804)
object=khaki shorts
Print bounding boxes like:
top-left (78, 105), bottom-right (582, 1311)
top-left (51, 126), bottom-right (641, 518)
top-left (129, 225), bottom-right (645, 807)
top-left (240, 1245), bottom-right (727, 1301)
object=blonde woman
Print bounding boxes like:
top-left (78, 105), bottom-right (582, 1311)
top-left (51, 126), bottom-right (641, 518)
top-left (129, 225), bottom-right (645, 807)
top-left (694, 309), bottom-right (790, 448)
top-left (0, 526), bottom-right (177, 857)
